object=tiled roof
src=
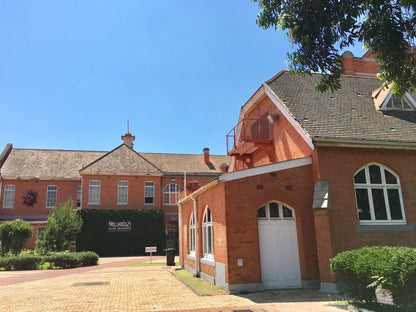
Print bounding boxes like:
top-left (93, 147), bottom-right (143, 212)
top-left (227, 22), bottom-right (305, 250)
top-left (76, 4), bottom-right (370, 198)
top-left (0, 149), bottom-right (106, 179)
top-left (141, 152), bottom-right (230, 175)
top-left (265, 71), bottom-right (416, 144)
top-left (0, 145), bottom-right (230, 179)
top-left (80, 144), bottom-right (163, 175)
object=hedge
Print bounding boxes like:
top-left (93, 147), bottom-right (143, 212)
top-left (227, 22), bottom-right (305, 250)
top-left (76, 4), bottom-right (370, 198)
top-left (331, 246), bottom-right (416, 311)
top-left (76, 209), bottom-right (164, 256)
top-left (0, 251), bottom-right (99, 270)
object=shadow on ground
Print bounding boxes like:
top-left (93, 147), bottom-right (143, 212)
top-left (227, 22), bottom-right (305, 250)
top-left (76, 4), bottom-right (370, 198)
top-left (237, 288), bottom-right (348, 304)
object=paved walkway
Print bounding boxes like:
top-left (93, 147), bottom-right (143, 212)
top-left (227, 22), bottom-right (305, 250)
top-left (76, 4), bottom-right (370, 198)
top-left (0, 256), bottom-right (347, 312)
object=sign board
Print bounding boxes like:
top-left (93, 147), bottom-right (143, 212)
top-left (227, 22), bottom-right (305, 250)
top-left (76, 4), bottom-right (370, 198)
top-left (108, 221), bottom-right (132, 232)
top-left (145, 246), bottom-right (157, 253)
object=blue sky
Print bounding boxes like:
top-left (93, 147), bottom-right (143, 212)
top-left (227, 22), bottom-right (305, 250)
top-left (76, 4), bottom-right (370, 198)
top-left (0, 1), bottom-right (365, 155)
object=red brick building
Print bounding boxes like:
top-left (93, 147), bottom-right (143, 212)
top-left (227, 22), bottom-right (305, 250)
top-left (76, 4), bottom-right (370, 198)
top-left (178, 51), bottom-right (416, 294)
top-left (0, 134), bottom-right (229, 250)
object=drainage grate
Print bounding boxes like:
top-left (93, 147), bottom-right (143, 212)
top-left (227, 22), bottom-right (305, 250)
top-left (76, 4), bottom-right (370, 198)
top-left (71, 281), bottom-right (110, 287)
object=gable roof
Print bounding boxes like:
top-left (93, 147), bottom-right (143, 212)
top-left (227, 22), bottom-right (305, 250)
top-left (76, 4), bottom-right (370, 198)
top-left (0, 145), bottom-right (230, 179)
top-left (265, 71), bottom-right (416, 145)
top-left (80, 144), bottom-right (163, 176)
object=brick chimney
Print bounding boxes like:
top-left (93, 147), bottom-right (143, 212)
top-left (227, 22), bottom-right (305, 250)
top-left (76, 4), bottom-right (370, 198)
top-left (203, 148), bottom-right (210, 163)
top-left (121, 132), bottom-right (135, 149)
top-left (340, 50), bottom-right (379, 78)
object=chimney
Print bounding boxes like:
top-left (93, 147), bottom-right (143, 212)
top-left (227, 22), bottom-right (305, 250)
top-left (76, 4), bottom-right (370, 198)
top-left (340, 50), bottom-right (379, 78)
top-left (220, 163), bottom-right (229, 173)
top-left (121, 132), bottom-right (135, 149)
top-left (203, 148), bottom-right (210, 163)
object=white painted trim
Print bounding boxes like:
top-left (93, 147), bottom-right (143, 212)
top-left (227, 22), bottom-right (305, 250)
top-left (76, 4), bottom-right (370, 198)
top-left (219, 157), bottom-right (312, 182)
top-left (263, 83), bottom-right (315, 150)
top-left (314, 138), bottom-right (416, 150)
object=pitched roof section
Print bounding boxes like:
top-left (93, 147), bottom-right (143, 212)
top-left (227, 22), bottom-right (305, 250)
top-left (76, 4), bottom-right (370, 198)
top-left (265, 71), bottom-right (416, 144)
top-left (80, 144), bottom-right (163, 176)
top-left (0, 145), bottom-right (230, 179)
top-left (141, 152), bottom-right (230, 175)
top-left (0, 149), bottom-right (106, 179)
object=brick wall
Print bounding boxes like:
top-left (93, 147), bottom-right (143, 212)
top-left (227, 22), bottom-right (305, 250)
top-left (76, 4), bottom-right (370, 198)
top-left (312, 146), bottom-right (416, 282)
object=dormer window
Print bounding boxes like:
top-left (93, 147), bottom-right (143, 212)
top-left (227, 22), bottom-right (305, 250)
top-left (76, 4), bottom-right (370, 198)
top-left (381, 91), bottom-right (416, 111)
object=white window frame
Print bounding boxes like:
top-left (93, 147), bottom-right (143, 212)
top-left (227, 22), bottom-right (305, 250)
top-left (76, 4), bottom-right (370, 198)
top-left (381, 91), bottom-right (416, 111)
top-left (163, 183), bottom-right (180, 205)
top-left (76, 185), bottom-right (82, 208)
top-left (3, 185), bottom-right (15, 209)
top-left (354, 163), bottom-right (406, 225)
top-left (117, 181), bottom-right (128, 205)
top-left (257, 201), bottom-right (295, 221)
top-left (202, 207), bottom-right (214, 259)
top-left (46, 185), bottom-right (57, 209)
top-left (144, 181), bottom-right (155, 205)
top-left (36, 227), bottom-right (46, 248)
top-left (188, 212), bottom-right (196, 256)
top-left (88, 181), bottom-right (101, 205)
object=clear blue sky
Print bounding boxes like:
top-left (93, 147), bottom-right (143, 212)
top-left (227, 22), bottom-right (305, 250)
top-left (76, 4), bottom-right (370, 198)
top-left (0, 1), bottom-right (365, 155)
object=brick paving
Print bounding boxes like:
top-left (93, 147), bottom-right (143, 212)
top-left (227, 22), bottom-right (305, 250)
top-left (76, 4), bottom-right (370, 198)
top-left (0, 257), bottom-right (347, 312)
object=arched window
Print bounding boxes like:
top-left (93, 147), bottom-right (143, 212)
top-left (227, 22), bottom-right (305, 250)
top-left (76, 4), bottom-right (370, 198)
top-left (202, 207), bottom-right (214, 258)
top-left (163, 183), bottom-right (180, 205)
top-left (257, 201), bottom-right (294, 220)
top-left (354, 163), bottom-right (405, 224)
top-left (189, 212), bottom-right (196, 255)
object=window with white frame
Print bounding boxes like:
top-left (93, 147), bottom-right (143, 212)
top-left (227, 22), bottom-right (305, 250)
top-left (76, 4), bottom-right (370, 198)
top-left (88, 181), bottom-right (101, 205)
top-left (36, 227), bottom-right (46, 248)
top-left (46, 186), bottom-right (57, 208)
top-left (3, 185), bottom-right (15, 209)
top-left (144, 182), bottom-right (154, 204)
top-left (117, 181), bottom-right (128, 205)
top-left (202, 207), bottom-right (214, 258)
top-left (354, 163), bottom-right (405, 224)
top-left (188, 212), bottom-right (196, 255)
top-left (257, 201), bottom-right (294, 220)
top-left (163, 183), bottom-right (180, 205)
top-left (76, 185), bottom-right (82, 208)
top-left (382, 92), bottom-right (416, 111)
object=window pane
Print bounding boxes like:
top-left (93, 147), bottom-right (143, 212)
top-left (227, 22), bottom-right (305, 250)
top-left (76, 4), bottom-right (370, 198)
top-left (257, 206), bottom-right (266, 218)
top-left (356, 189), bottom-right (371, 220)
top-left (76, 186), bottom-right (82, 208)
top-left (384, 170), bottom-right (397, 184)
top-left (354, 169), bottom-right (366, 184)
top-left (387, 189), bottom-right (403, 220)
top-left (207, 226), bottom-right (212, 254)
top-left (269, 202), bottom-right (279, 218)
top-left (369, 165), bottom-right (382, 184)
top-left (46, 186), bottom-right (57, 208)
top-left (3, 185), bottom-right (15, 208)
top-left (145, 182), bottom-right (154, 204)
top-left (283, 206), bottom-right (293, 218)
top-left (372, 189), bottom-right (387, 220)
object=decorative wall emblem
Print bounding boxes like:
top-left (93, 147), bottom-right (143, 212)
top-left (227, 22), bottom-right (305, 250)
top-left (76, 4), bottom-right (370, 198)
top-left (23, 190), bottom-right (37, 206)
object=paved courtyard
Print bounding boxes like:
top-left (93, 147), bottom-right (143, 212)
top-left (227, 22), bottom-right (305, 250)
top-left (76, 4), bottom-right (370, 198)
top-left (0, 256), bottom-right (347, 312)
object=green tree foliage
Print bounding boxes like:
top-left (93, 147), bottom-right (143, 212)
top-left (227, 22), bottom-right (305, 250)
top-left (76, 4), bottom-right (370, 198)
top-left (0, 219), bottom-right (32, 255)
top-left (38, 199), bottom-right (83, 252)
top-left (253, 0), bottom-right (416, 96)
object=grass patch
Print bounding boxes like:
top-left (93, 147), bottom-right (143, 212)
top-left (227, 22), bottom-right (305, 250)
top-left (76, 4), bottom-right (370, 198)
top-left (173, 269), bottom-right (226, 296)
top-left (124, 262), bottom-right (166, 266)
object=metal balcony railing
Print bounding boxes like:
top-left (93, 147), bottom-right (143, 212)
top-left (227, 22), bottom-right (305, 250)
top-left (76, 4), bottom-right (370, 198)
top-left (226, 118), bottom-right (272, 155)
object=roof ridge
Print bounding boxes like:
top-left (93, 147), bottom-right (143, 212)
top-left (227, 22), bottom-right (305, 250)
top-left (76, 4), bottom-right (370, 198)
top-left (11, 148), bottom-right (108, 153)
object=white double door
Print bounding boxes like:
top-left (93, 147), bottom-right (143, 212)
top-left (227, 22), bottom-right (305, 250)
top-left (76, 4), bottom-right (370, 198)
top-left (258, 219), bottom-right (302, 289)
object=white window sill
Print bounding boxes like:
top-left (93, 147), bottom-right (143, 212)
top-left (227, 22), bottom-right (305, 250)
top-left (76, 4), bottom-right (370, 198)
top-left (88, 203), bottom-right (100, 205)
top-left (144, 203), bottom-right (154, 206)
top-left (200, 256), bottom-right (215, 267)
top-left (46, 207), bottom-right (56, 209)
top-left (117, 203), bottom-right (128, 206)
top-left (187, 253), bottom-right (196, 261)
top-left (2, 207), bottom-right (13, 209)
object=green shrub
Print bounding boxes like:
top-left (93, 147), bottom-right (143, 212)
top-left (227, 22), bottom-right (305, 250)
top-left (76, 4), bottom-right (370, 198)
top-left (0, 219), bottom-right (33, 255)
top-left (0, 251), bottom-right (99, 270)
top-left (331, 246), bottom-right (416, 311)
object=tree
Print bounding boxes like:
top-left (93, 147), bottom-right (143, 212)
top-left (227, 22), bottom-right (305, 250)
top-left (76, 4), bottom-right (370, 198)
top-left (0, 219), bottom-right (33, 255)
top-left (252, 0), bottom-right (416, 96)
top-left (38, 199), bottom-right (83, 251)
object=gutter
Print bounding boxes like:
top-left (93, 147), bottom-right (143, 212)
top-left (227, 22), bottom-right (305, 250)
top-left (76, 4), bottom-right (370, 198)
top-left (190, 193), bottom-right (200, 277)
top-left (177, 179), bottom-right (219, 205)
top-left (313, 138), bottom-right (416, 150)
